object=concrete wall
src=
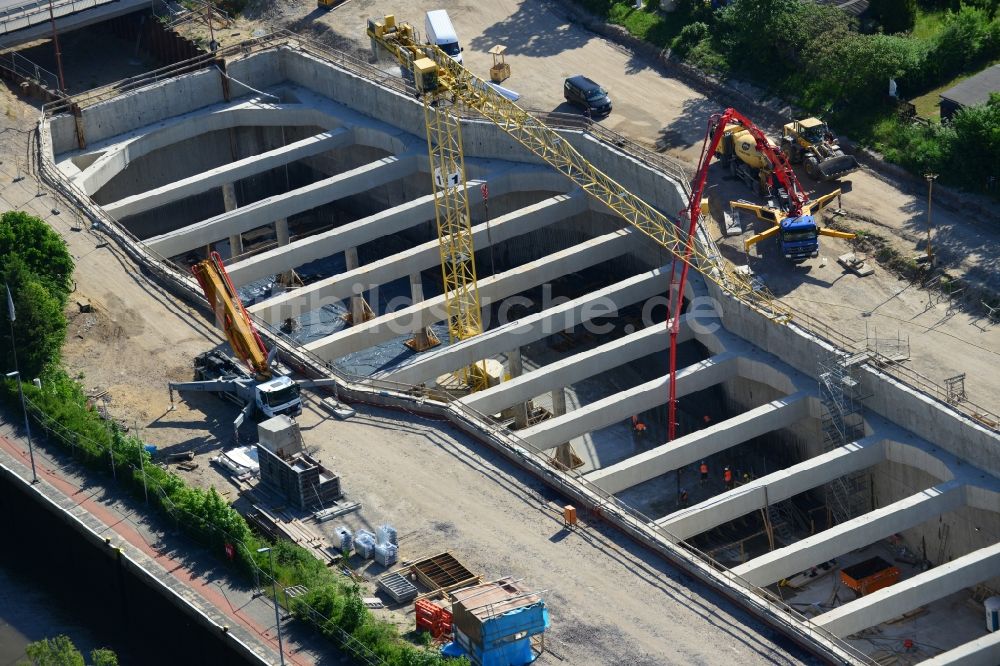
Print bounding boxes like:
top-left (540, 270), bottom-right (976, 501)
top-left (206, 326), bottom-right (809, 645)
top-left (712, 291), bottom-right (1000, 479)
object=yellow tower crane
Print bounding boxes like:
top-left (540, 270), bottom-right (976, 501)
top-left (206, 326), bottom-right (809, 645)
top-left (368, 16), bottom-right (488, 390)
top-left (366, 15), bottom-right (791, 387)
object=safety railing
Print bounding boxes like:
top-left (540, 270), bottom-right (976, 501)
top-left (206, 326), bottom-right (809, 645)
top-left (0, 0), bottom-right (111, 35)
top-left (0, 51), bottom-right (61, 93)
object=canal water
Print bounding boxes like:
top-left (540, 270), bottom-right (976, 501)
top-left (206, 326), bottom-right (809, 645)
top-left (0, 473), bottom-right (255, 666)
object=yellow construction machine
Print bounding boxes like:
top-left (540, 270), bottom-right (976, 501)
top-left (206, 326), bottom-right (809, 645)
top-left (714, 120), bottom-right (777, 196)
top-left (712, 114), bottom-right (855, 263)
top-left (781, 117), bottom-right (860, 181)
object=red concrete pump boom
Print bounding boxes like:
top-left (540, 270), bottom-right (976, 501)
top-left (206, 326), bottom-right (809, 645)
top-left (668, 108), bottom-right (803, 442)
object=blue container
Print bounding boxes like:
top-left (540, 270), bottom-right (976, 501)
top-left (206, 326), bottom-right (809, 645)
top-left (144, 445), bottom-right (158, 455)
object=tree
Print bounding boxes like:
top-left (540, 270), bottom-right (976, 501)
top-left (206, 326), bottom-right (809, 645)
top-left (929, 6), bottom-right (997, 81)
top-left (2, 257), bottom-right (67, 379)
top-left (19, 635), bottom-right (85, 666)
top-left (870, 0), bottom-right (917, 33)
top-left (89, 648), bottom-right (119, 666)
top-left (807, 32), bottom-right (923, 99)
top-left (947, 93), bottom-right (1000, 191)
top-left (719, 0), bottom-right (803, 70)
top-left (0, 211), bottom-right (73, 305)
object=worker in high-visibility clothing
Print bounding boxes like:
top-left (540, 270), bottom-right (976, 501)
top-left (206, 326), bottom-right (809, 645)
top-left (631, 415), bottom-right (647, 436)
top-left (723, 466), bottom-right (734, 490)
top-left (699, 461), bottom-right (709, 485)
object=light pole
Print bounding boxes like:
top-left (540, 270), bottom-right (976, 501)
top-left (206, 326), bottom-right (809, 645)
top-left (257, 546), bottom-right (285, 665)
top-left (6, 371), bottom-right (37, 483)
top-left (924, 172), bottom-right (938, 261)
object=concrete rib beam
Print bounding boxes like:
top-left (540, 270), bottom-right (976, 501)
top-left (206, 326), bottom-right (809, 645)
top-left (243, 189), bottom-right (586, 321)
top-left (105, 128), bottom-right (354, 219)
top-left (732, 480), bottom-right (965, 587)
top-left (240, 181), bottom-right (476, 296)
top-left (519, 352), bottom-right (741, 452)
top-left (145, 154), bottom-right (419, 258)
top-left (919, 628), bottom-right (1000, 665)
top-left (233, 165), bottom-right (563, 292)
top-left (655, 436), bottom-right (885, 541)
top-left (78, 103), bottom-right (342, 195)
top-left (815, 538), bottom-right (1000, 638)
top-left (585, 391), bottom-right (812, 494)
top-left (378, 266), bottom-right (671, 387)
top-left (303, 230), bottom-right (636, 362)
top-left (459, 317), bottom-right (692, 417)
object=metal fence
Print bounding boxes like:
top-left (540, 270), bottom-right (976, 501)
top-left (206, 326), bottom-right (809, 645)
top-left (0, 0), bottom-right (107, 34)
top-left (0, 51), bottom-right (62, 95)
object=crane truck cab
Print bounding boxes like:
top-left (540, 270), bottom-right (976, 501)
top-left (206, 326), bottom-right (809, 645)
top-left (778, 215), bottom-right (820, 263)
top-left (256, 375), bottom-right (303, 419)
top-left (188, 350), bottom-right (303, 420)
top-left (425, 10), bottom-right (463, 64)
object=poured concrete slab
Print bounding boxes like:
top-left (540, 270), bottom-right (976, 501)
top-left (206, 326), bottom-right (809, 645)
top-left (921, 630), bottom-right (1000, 665)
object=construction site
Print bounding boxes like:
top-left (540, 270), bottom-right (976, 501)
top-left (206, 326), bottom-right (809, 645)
top-left (1, 0), bottom-right (1000, 664)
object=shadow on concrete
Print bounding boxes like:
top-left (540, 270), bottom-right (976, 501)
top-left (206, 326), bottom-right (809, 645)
top-left (655, 97), bottom-right (721, 153)
top-left (467, 1), bottom-right (591, 57)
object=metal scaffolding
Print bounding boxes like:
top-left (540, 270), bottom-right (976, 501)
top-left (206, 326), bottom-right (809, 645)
top-left (818, 351), bottom-right (869, 525)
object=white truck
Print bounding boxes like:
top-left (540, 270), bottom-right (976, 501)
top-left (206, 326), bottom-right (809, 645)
top-left (425, 10), bottom-right (463, 64)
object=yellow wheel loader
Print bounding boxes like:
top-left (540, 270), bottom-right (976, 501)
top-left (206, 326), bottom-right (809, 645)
top-left (781, 117), bottom-right (860, 182)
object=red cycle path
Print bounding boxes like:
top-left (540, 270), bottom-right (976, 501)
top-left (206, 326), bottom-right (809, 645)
top-left (0, 434), bottom-right (313, 666)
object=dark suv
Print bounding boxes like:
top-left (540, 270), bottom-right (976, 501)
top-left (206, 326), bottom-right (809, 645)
top-left (563, 76), bottom-right (612, 116)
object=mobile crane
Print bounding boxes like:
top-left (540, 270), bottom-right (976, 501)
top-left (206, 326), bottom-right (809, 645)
top-left (710, 114), bottom-right (854, 263)
top-left (366, 16), bottom-right (793, 444)
top-left (168, 253), bottom-right (351, 441)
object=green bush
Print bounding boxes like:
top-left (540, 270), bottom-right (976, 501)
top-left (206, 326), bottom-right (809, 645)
top-left (20, 635), bottom-right (86, 666)
top-left (672, 21), bottom-right (709, 57)
top-left (89, 648), bottom-right (119, 666)
top-left (924, 6), bottom-right (1000, 82)
top-left (1, 211), bottom-right (74, 378)
top-left (0, 211), bottom-right (74, 302)
top-left (2, 258), bottom-right (67, 379)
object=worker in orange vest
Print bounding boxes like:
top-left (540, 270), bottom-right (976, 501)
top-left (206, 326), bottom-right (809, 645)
top-left (631, 415), bottom-right (647, 436)
top-left (699, 461), bottom-right (709, 485)
top-left (723, 466), bottom-right (734, 490)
